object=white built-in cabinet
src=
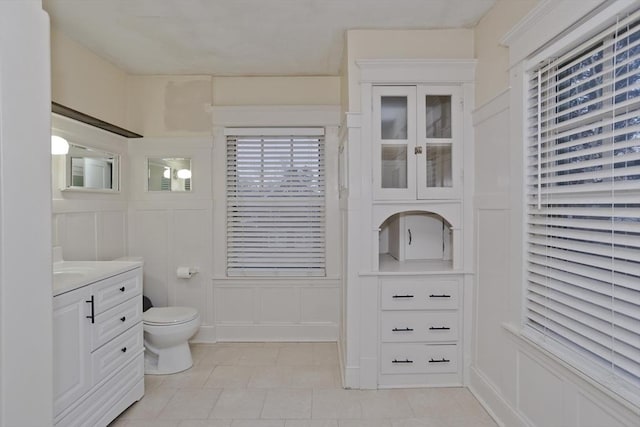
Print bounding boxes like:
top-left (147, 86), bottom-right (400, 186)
top-left (373, 85), bottom-right (462, 200)
top-left (341, 59), bottom-right (475, 389)
top-left (53, 267), bottom-right (144, 426)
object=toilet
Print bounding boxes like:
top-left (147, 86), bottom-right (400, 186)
top-left (115, 256), bottom-right (201, 375)
top-left (143, 306), bottom-right (201, 375)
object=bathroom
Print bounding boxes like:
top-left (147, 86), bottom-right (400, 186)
top-left (2, 1), bottom-right (640, 426)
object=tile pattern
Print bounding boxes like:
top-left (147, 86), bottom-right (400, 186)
top-left (109, 343), bottom-right (496, 427)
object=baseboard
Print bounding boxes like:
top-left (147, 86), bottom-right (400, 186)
top-left (344, 365), bottom-right (360, 389)
top-left (214, 323), bottom-right (338, 342)
top-left (190, 325), bottom-right (217, 343)
top-left (469, 365), bottom-right (530, 427)
top-left (337, 338), bottom-right (346, 388)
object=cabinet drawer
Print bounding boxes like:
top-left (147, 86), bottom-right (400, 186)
top-left (92, 323), bottom-right (143, 385)
top-left (92, 296), bottom-right (142, 350)
top-left (92, 268), bottom-right (142, 314)
top-left (56, 353), bottom-right (144, 427)
top-left (380, 311), bottom-right (458, 342)
top-left (380, 344), bottom-right (458, 374)
top-left (381, 279), bottom-right (459, 310)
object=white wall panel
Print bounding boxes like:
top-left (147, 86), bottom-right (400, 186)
top-left (130, 210), bottom-right (169, 307)
top-left (519, 352), bottom-right (565, 426)
top-left (301, 287), bottom-right (339, 324)
top-left (577, 393), bottom-right (627, 427)
top-left (61, 212), bottom-right (97, 261)
top-left (475, 210), bottom-right (509, 391)
top-left (98, 211), bottom-right (127, 260)
top-left (260, 288), bottom-right (301, 323)
top-left (215, 288), bottom-right (255, 323)
top-left (170, 209), bottom-right (210, 316)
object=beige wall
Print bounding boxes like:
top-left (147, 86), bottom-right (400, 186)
top-left (345, 29), bottom-right (475, 111)
top-left (126, 75), bottom-right (213, 137)
top-left (474, 0), bottom-right (539, 107)
top-left (213, 76), bottom-right (340, 106)
top-left (51, 29), bottom-right (128, 129)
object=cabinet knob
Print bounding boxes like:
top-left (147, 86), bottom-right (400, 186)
top-left (414, 146), bottom-right (423, 155)
top-left (121, 347), bottom-right (127, 353)
top-left (429, 326), bottom-right (451, 330)
top-left (120, 316), bottom-right (126, 322)
top-left (428, 358), bottom-right (450, 363)
top-left (392, 359), bottom-right (413, 364)
top-left (392, 294), bottom-right (414, 299)
top-left (429, 294), bottom-right (451, 298)
top-left (119, 286), bottom-right (125, 292)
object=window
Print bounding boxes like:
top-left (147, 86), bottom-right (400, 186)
top-left (226, 129), bottom-right (325, 276)
top-left (526, 10), bottom-right (640, 403)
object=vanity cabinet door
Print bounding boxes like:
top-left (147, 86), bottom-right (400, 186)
top-left (53, 286), bottom-right (92, 418)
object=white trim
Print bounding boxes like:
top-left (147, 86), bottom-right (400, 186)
top-left (214, 324), bottom-right (338, 342)
top-left (502, 0), bottom-right (638, 68)
top-left (209, 105), bottom-right (341, 127)
top-left (469, 366), bottom-right (529, 427)
top-left (345, 112), bottom-right (362, 129)
top-left (223, 127), bottom-right (325, 136)
top-left (190, 325), bottom-right (217, 343)
top-left (356, 59), bottom-right (477, 84)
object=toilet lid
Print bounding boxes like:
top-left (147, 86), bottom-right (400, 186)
top-left (143, 307), bottom-right (198, 325)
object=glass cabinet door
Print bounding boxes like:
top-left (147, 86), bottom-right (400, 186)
top-left (417, 86), bottom-right (461, 199)
top-left (373, 86), bottom-right (416, 199)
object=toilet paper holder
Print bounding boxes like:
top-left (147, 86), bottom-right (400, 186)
top-left (176, 266), bottom-right (199, 279)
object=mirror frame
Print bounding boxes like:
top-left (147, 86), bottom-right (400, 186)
top-left (62, 143), bottom-right (120, 193)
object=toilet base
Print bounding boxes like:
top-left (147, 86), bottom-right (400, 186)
top-left (144, 342), bottom-right (193, 375)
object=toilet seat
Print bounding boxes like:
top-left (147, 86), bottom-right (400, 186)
top-left (143, 307), bottom-right (198, 326)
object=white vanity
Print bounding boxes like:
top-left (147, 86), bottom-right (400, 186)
top-left (53, 259), bottom-right (144, 426)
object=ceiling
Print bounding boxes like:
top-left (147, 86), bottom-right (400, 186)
top-left (43, 0), bottom-right (496, 76)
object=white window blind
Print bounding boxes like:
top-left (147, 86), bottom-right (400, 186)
top-left (226, 130), bottom-right (325, 276)
top-left (526, 9), bottom-right (640, 403)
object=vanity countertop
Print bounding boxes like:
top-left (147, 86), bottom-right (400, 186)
top-left (53, 260), bottom-right (142, 296)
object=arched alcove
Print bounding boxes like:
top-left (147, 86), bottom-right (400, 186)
top-left (378, 210), bottom-right (454, 272)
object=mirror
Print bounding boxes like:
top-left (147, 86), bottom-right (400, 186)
top-left (65, 144), bottom-right (119, 191)
top-left (147, 158), bottom-right (192, 192)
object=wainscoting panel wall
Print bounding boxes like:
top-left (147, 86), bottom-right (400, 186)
top-left (213, 278), bottom-right (340, 342)
top-left (127, 138), bottom-right (214, 338)
top-left (471, 90), bottom-right (640, 426)
top-left (51, 114), bottom-right (129, 263)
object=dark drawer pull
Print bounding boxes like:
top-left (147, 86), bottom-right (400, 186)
top-left (121, 347), bottom-right (127, 353)
top-left (392, 295), bottom-right (414, 299)
top-left (429, 294), bottom-right (451, 298)
top-left (392, 327), bottom-right (414, 332)
top-left (119, 286), bottom-right (126, 292)
top-left (120, 316), bottom-right (126, 322)
top-left (429, 326), bottom-right (451, 330)
top-left (85, 296), bottom-right (95, 324)
top-left (392, 359), bottom-right (413, 364)
top-left (429, 358), bottom-right (450, 363)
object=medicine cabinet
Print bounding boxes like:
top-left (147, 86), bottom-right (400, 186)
top-left (373, 85), bottom-right (462, 200)
top-left (64, 144), bottom-right (119, 192)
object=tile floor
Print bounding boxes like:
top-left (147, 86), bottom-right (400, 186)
top-left (109, 342), bottom-right (497, 427)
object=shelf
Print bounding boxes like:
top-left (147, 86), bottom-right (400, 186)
top-left (378, 254), bottom-right (453, 274)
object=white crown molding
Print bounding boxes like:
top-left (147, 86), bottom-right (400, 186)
top-left (502, 0), bottom-right (637, 68)
top-left (356, 59), bottom-right (477, 84)
top-left (209, 105), bottom-right (341, 127)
